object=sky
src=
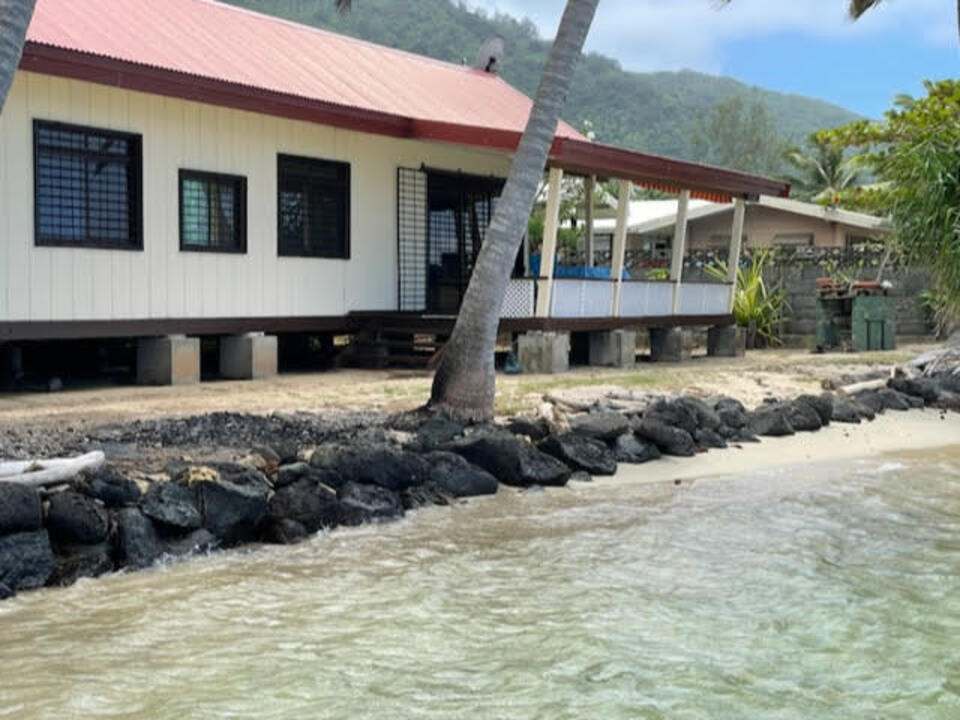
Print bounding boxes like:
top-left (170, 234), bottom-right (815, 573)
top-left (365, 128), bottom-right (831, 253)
top-left (471, 0), bottom-right (959, 118)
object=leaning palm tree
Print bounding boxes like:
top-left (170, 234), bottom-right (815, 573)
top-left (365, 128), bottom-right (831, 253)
top-left (0, 0), bottom-right (37, 114)
top-left (783, 135), bottom-right (864, 203)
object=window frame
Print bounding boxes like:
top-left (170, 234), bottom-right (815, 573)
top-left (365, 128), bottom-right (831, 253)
top-left (32, 119), bottom-right (144, 251)
top-left (276, 153), bottom-right (351, 259)
top-left (178, 168), bottom-right (248, 254)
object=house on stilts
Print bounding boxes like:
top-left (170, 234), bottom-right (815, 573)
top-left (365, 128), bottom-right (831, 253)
top-left (0, 0), bottom-right (789, 384)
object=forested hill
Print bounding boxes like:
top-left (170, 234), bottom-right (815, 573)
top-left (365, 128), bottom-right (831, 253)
top-left (227, 0), bottom-right (861, 162)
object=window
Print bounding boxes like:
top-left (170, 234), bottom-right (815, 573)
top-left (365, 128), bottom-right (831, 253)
top-left (33, 120), bottom-right (142, 250)
top-left (773, 233), bottom-right (814, 247)
top-left (179, 170), bottom-right (247, 253)
top-left (709, 233), bottom-right (748, 248)
top-left (277, 154), bottom-right (350, 258)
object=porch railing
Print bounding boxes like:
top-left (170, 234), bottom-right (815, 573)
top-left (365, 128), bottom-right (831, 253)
top-left (550, 278), bottom-right (616, 318)
top-left (618, 280), bottom-right (673, 317)
top-left (500, 278), bottom-right (536, 318)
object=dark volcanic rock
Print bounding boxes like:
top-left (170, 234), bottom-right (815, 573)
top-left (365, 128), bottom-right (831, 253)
top-left (78, 468), bottom-right (141, 508)
top-left (646, 400), bottom-right (699, 435)
top-left (877, 389), bottom-right (912, 412)
top-left (855, 391), bottom-right (886, 416)
top-left (425, 452), bottom-right (498, 497)
top-left (263, 518), bottom-right (309, 545)
top-left (693, 427), bottom-right (727, 449)
top-left (46, 491), bottom-right (110, 545)
top-left (114, 508), bottom-right (162, 569)
top-left (853, 399), bottom-right (877, 421)
top-left (49, 542), bottom-right (113, 587)
top-left (196, 470), bottom-right (270, 544)
top-left (0, 483), bottom-right (43, 535)
top-left (312, 445), bottom-right (427, 492)
top-left (717, 407), bottom-right (748, 430)
top-left (505, 416), bottom-right (550, 442)
top-left (748, 407), bottom-right (795, 437)
top-left (889, 377), bottom-right (942, 405)
top-left (633, 418), bottom-right (696, 457)
top-left (714, 397), bottom-right (747, 415)
top-left (414, 415), bottom-right (465, 451)
top-left (795, 395), bottom-right (834, 425)
top-left (163, 529), bottom-right (219, 558)
top-left (610, 433), bottom-right (661, 464)
top-left (445, 434), bottom-right (571, 487)
top-left (140, 483), bottom-right (202, 531)
top-left (336, 482), bottom-right (404, 526)
top-left (784, 400), bottom-right (823, 432)
top-left (0, 530), bottom-right (55, 595)
top-left (676, 397), bottom-right (723, 431)
top-left (268, 476), bottom-right (339, 533)
top-left (937, 390), bottom-right (960, 413)
top-left (830, 397), bottom-right (863, 424)
top-left (936, 371), bottom-right (960, 394)
top-left (538, 434), bottom-right (618, 476)
top-left (569, 413), bottom-right (630, 441)
top-left (275, 462), bottom-right (311, 489)
top-left (401, 482), bottom-right (453, 511)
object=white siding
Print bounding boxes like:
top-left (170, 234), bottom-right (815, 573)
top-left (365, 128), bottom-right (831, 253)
top-left (0, 71), bottom-right (513, 322)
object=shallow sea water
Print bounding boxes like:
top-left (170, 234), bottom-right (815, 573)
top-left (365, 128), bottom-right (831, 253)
top-left (2, 446), bottom-right (960, 719)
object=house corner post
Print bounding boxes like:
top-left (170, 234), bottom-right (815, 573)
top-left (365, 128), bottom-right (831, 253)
top-left (670, 189), bottom-right (691, 314)
top-left (610, 179), bottom-right (631, 316)
top-left (726, 197), bottom-right (747, 313)
top-left (535, 166), bottom-right (564, 318)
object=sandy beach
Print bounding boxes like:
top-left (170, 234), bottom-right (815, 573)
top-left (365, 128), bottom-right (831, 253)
top-left (611, 410), bottom-right (960, 485)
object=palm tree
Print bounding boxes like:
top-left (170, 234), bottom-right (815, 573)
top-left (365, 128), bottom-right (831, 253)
top-left (783, 135), bottom-right (864, 203)
top-left (0, 0), bottom-right (37, 114)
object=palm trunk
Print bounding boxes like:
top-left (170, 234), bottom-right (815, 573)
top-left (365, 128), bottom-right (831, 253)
top-left (0, 0), bottom-right (37, 115)
top-left (428, 0), bottom-right (599, 421)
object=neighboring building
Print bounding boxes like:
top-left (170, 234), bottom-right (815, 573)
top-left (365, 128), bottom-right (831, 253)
top-left (0, 0), bottom-right (789, 381)
top-left (593, 196), bottom-right (890, 260)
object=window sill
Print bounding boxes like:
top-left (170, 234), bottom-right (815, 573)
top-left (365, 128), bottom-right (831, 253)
top-left (180, 245), bottom-right (248, 255)
top-left (35, 240), bottom-right (143, 251)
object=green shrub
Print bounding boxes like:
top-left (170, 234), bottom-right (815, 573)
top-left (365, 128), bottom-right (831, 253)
top-left (705, 249), bottom-right (787, 347)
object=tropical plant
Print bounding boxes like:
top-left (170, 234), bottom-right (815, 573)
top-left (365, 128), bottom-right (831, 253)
top-left (0, 0), bottom-right (38, 114)
top-left (691, 95), bottom-right (785, 175)
top-left (818, 80), bottom-right (960, 333)
top-left (705, 250), bottom-right (786, 347)
top-left (783, 134), bottom-right (864, 203)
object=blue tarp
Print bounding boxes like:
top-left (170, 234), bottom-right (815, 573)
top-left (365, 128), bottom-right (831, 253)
top-left (529, 254), bottom-right (630, 280)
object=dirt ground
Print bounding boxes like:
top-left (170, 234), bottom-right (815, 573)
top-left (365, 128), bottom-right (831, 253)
top-left (0, 345), bottom-right (930, 431)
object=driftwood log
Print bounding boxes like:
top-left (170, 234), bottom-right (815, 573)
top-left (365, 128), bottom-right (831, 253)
top-left (0, 451), bottom-right (105, 488)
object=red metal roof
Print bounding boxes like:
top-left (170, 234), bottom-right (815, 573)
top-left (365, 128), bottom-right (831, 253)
top-left (20, 0), bottom-right (790, 200)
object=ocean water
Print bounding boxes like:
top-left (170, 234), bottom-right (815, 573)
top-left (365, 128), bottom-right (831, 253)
top-left (2, 446), bottom-right (959, 719)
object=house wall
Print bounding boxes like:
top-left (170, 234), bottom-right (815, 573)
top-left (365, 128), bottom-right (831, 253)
top-left (0, 71), bottom-right (512, 323)
top-left (685, 206), bottom-right (875, 250)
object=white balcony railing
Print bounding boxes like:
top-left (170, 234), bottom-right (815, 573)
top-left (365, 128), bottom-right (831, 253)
top-left (550, 279), bottom-right (615, 318)
top-left (677, 282), bottom-right (731, 316)
top-left (618, 280), bottom-right (674, 318)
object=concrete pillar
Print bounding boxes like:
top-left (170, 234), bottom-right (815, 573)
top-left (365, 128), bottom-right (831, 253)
top-left (536, 167), bottom-right (564, 318)
top-left (610, 180), bottom-right (632, 317)
top-left (707, 325), bottom-right (746, 357)
top-left (726, 198), bottom-right (747, 312)
top-left (650, 327), bottom-right (692, 363)
top-left (670, 189), bottom-right (691, 314)
top-left (137, 335), bottom-right (200, 386)
top-left (517, 331), bottom-right (570, 374)
top-left (219, 333), bottom-right (278, 380)
top-left (589, 330), bottom-right (636, 368)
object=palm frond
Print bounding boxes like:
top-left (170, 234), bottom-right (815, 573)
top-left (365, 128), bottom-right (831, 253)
top-left (334, 0), bottom-right (352, 13)
top-left (848, 0), bottom-right (883, 19)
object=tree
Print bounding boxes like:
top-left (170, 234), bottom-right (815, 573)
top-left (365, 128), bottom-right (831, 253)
top-left (783, 134), bottom-right (864, 203)
top-left (0, 0), bottom-right (37, 114)
top-left (691, 95), bottom-right (784, 175)
top-left (818, 80), bottom-right (960, 331)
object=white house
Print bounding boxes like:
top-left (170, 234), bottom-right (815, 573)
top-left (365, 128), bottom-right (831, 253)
top-left (0, 0), bottom-right (789, 382)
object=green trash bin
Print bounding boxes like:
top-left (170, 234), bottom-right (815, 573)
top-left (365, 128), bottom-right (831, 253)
top-left (852, 295), bottom-right (896, 351)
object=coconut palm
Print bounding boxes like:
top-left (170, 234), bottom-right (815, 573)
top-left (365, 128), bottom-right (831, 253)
top-left (783, 135), bottom-right (864, 203)
top-left (0, 0), bottom-right (37, 114)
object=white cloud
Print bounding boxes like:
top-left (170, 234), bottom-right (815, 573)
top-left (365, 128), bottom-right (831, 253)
top-left (471, 0), bottom-right (956, 72)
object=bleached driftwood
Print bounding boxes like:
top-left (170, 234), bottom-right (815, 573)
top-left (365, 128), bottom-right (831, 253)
top-left (0, 451), bottom-right (105, 488)
top-left (836, 378), bottom-right (888, 396)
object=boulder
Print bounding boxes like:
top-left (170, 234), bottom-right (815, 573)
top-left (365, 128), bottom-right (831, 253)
top-left (312, 445), bottom-right (427, 491)
top-left (114, 508), bottom-right (162, 569)
top-left (275, 462), bottom-right (311, 489)
top-left (504, 416), bottom-right (550, 442)
top-left (538, 434), bottom-right (618, 476)
top-left (336, 482), bottom-right (404, 526)
top-left (693, 427), bottom-right (727, 449)
top-left (569, 413), bottom-right (630, 441)
top-left (646, 400), bottom-right (698, 435)
top-left (0, 483), bottom-right (43, 536)
top-left (889, 377), bottom-right (942, 405)
top-left (936, 371), bottom-right (960, 394)
top-left (747, 406), bottom-right (795, 437)
top-left (445, 434), bottom-right (571, 487)
top-left (937, 390), bottom-right (960, 413)
top-left (784, 400), bottom-right (823, 432)
top-left (263, 518), bottom-right (309, 545)
top-left (676, 397), bottom-right (723, 431)
top-left (162, 529), bottom-right (219, 558)
top-left (795, 395), bottom-right (834, 425)
top-left (830, 397), bottom-right (863, 424)
top-left (633, 418), bottom-right (696, 457)
top-left (717, 407), bottom-right (748, 430)
top-left (139, 483), bottom-right (202, 531)
top-left (425, 452), bottom-right (498, 497)
top-left (401, 482), bottom-right (453, 511)
top-left (714, 397), bottom-right (747, 415)
top-left (268, 476), bottom-right (339, 533)
top-left (49, 542), bottom-right (114, 587)
top-left (610, 433), bottom-right (661, 464)
top-left (853, 399), bottom-right (877, 421)
top-left (271, 441), bottom-right (301, 466)
top-left (79, 468), bottom-right (141, 508)
top-left (196, 469), bottom-right (270, 544)
top-left (0, 530), bottom-right (55, 595)
top-left (877, 388), bottom-right (912, 412)
top-left (414, 415), bottom-right (466, 451)
top-left (46, 491), bottom-right (110, 545)
top-left (854, 391), bottom-right (886, 416)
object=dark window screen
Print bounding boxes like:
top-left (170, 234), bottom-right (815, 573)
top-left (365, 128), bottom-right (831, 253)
top-left (277, 154), bottom-right (350, 258)
top-left (180, 170), bottom-right (247, 253)
top-left (34, 120), bottom-right (142, 249)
